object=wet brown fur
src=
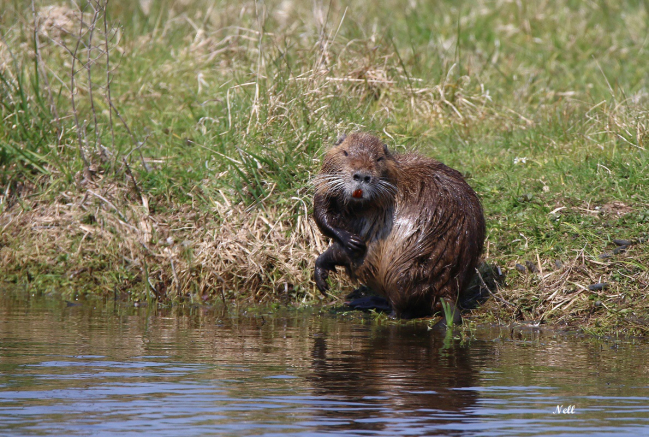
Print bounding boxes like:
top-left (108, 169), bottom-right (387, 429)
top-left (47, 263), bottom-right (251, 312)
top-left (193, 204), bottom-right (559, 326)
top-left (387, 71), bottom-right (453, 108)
top-left (313, 132), bottom-right (486, 318)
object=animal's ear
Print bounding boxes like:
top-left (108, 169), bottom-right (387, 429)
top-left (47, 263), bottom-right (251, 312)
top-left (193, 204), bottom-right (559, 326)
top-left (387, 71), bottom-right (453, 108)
top-left (334, 134), bottom-right (347, 146)
top-left (383, 143), bottom-right (392, 157)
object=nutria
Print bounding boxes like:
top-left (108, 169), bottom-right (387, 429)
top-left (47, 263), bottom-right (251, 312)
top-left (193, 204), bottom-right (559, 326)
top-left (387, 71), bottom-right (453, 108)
top-left (313, 132), bottom-right (486, 322)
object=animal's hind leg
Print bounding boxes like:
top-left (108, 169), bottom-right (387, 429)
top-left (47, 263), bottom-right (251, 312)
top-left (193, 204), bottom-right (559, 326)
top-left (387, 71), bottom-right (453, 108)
top-left (314, 243), bottom-right (353, 295)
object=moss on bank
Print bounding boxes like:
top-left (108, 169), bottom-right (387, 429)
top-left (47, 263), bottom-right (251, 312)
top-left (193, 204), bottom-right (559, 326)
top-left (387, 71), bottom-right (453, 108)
top-left (1, 0), bottom-right (648, 335)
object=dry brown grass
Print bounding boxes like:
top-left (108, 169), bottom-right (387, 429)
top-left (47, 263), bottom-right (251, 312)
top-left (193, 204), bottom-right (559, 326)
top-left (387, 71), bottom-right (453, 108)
top-left (477, 210), bottom-right (649, 335)
top-left (0, 176), bottom-right (348, 304)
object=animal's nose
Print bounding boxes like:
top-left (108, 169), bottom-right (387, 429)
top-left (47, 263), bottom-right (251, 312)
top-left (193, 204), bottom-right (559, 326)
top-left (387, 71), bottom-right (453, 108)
top-left (353, 172), bottom-right (372, 183)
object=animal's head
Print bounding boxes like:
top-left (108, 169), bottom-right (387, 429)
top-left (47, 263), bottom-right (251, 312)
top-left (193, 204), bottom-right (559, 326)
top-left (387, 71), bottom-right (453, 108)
top-left (315, 133), bottom-right (398, 207)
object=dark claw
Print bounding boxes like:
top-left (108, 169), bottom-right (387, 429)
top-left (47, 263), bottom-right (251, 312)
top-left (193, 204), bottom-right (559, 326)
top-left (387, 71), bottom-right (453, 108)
top-left (314, 267), bottom-right (330, 295)
top-left (343, 234), bottom-right (366, 256)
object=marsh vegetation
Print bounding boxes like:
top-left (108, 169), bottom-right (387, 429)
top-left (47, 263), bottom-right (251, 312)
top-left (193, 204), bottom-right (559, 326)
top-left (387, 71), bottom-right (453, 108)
top-left (0, 0), bottom-right (647, 334)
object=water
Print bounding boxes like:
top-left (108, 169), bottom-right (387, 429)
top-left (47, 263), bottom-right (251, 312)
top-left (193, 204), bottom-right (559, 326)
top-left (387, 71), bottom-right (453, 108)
top-left (1, 292), bottom-right (648, 436)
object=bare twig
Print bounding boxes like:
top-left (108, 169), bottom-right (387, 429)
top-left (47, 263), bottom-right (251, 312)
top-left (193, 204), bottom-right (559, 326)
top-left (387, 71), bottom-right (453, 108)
top-left (122, 157), bottom-right (143, 204)
top-left (102, 0), bottom-right (115, 152)
top-left (31, 0), bottom-right (62, 147)
top-left (108, 99), bottom-right (148, 169)
top-left (247, 1), bottom-right (266, 135)
top-left (476, 267), bottom-right (516, 308)
top-left (70, 2), bottom-right (91, 174)
top-left (168, 252), bottom-right (180, 297)
top-left (86, 1), bottom-right (101, 150)
top-left (86, 189), bottom-right (124, 220)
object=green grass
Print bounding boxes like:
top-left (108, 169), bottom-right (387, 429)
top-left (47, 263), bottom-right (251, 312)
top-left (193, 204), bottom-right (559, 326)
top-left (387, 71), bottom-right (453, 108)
top-left (0, 0), bottom-right (647, 335)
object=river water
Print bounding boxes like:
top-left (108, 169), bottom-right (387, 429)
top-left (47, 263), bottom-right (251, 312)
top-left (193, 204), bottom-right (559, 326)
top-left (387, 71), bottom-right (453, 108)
top-left (1, 292), bottom-right (648, 436)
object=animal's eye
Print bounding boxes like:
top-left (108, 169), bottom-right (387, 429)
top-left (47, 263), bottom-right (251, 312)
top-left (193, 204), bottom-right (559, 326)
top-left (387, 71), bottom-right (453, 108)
top-left (343, 150), bottom-right (348, 156)
top-left (377, 156), bottom-right (384, 162)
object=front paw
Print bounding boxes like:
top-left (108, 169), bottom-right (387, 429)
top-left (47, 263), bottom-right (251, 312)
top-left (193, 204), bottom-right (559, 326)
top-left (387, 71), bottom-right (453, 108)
top-left (314, 267), bottom-right (330, 295)
top-left (342, 232), bottom-right (366, 257)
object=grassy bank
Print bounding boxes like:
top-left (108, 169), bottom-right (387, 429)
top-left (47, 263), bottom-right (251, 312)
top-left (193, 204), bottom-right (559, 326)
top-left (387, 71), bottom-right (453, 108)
top-left (1, 0), bottom-right (647, 335)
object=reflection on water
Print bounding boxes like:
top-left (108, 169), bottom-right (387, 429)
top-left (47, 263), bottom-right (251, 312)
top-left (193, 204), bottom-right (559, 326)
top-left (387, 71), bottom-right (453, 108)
top-left (1, 292), bottom-right (648, 436)
top-left (309, 325), bottom-right (481, 435)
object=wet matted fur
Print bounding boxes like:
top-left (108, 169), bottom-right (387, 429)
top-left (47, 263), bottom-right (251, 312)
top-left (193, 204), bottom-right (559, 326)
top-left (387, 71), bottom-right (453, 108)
top-left (313, 132), bottom-right (486, 318)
